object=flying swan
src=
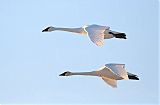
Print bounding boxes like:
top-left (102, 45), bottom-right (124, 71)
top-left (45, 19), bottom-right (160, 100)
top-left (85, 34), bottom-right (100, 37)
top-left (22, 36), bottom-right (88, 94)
top-left (59, 63), bottom-right (139, 88)
top-left (42, 24), bottom-right (127, 46)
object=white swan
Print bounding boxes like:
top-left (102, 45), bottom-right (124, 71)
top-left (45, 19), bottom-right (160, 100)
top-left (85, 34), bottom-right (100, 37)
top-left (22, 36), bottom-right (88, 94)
top-left (42, 24), bottom-right (126, 46)
top-left (59, 63), bottom-right (139, 88)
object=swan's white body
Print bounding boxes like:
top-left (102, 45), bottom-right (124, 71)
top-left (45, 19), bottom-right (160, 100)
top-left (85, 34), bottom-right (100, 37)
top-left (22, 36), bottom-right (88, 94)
top-left (42, 24), bottom-right (126, 46)
top-left (59, 63), bottom-right (139, 88)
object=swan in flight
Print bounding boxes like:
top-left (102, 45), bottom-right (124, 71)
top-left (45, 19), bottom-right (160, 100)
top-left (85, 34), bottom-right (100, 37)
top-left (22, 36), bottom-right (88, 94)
top-left (59, 63), bottom-right (139, 88)
top-left (42, 24), bottom-right (127, 46)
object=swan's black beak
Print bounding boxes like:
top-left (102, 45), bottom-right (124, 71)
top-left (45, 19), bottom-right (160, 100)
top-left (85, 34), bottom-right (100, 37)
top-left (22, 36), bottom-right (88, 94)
top-left (42, 29), bottom-right (46, 32)
top-left (42, 27), bottom-right (50, 32)
top-left (59, 72), bottom-right (66, 76)
top-left (42, 29), bottom-right (47, 32)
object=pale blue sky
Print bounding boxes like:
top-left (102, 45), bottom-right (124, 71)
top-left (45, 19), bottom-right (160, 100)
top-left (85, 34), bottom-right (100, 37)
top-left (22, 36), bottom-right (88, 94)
top-left (0, 0), bottom-right (159, 104)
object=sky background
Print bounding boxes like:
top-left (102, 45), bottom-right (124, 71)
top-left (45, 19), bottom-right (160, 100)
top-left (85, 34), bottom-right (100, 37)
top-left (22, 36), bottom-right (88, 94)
top-left (0, 0), bottom-right (159, 105)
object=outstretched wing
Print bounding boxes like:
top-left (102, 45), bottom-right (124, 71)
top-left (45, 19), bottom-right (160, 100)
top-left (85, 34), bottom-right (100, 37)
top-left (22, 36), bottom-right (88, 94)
top-left (85, 25), bottom-right (109, 46)
top-left (102, 77), bottom-right (117, 88)
top-left (105, 64), bottom-right (129, 80)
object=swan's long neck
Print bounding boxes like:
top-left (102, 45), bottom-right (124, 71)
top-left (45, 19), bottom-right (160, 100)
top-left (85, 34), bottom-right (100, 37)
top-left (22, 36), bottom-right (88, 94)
top-left (54, 27), bottom-right (86, 34)
top-left (70, 71), bottom-right (98, 76)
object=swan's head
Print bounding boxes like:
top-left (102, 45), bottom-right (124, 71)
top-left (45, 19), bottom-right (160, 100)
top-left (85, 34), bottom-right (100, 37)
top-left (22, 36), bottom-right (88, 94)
top-left (42, 26), bottom-right (55, 32)
top-left (59, 71), bottom-right (71, 76)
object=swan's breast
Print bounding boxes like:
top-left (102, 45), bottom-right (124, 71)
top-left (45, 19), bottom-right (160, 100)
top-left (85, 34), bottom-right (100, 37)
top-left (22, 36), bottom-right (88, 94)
top-left (80, 29), bottom-right (88, 35)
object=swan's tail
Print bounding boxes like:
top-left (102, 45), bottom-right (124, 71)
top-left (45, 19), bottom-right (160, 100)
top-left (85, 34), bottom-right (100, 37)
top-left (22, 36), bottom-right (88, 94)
top-left (127, 72), bottom-right (139, 80)
top-left (109, 31), bottom-right (127, 39)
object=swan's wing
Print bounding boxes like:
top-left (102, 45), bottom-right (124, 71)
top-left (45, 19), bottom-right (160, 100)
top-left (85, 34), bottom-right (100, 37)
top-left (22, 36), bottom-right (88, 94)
top-left (102, 77), bottom-right (117, 88)
top-left (85, 25), bottom-right (108, 46)
top-left (105, 64), bottom-right (129, 80)
top-left (97, 66), bottom-right (121, 79)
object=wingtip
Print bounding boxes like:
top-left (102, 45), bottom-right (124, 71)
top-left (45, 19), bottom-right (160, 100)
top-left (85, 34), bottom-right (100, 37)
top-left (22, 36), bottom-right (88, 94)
top-left (95, 41), bottom-right (104, 46)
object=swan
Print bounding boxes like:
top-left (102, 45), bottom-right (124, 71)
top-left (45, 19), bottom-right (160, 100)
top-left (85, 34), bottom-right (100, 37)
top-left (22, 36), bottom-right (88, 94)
top-left (42, 24), bottom-right (127, 46)
top-left (59, 63), bottom-right (139, 88)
